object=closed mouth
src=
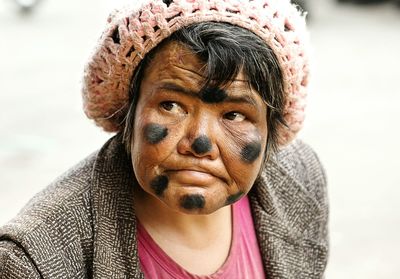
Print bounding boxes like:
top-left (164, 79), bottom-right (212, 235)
top-left (160, 160), bottom-right (229, 185)
top-left (166, 169), bottom-right (216, 185)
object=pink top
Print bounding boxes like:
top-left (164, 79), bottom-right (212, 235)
top-left (137, 196), bottom-right (265, 278)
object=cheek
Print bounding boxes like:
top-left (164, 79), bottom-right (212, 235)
top-left (133, 121), bottom-right (173, 168)
top-left (132, 122), bottom-right (174, 195)
top-left (240, 141), bottom-right (262, 163)
top-left (220, 129), bottom-right (265, 197)
top-left (143, 123), bottom-right (168, 144)
top-left (222, 127), bottom-right (264, 165)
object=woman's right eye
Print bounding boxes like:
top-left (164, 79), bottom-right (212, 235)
top-left (160, 101), bottom-right (185, 114)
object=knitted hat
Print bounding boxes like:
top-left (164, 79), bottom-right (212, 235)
top-left (82, 0), bottom-right (309, 146)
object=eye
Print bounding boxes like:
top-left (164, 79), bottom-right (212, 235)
top-left (224, 111), bottom-right (246, 122)
top-left (160, 101), bottom-right (186, 114)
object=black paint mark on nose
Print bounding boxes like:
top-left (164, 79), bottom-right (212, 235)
top-left (191, 135), bottom-right (212, 154)
top-left (150, 175), bottom-right (169, 197)
top-left (226, 191), bottom-right (245, 205)
top-left (241, 141), bottom-right (262, 163)
top-left (180, 194), bottom-right (205, 210)
top-left (144, 123), bottom-right (168, 144)
top-left (200, 87), bottom-right (227, 104)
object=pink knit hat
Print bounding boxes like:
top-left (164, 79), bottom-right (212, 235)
top-left (82, 0), bottom-right (309, 146)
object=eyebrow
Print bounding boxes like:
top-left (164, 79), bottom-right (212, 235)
top-left (158, 82), bottom-right (259, 107)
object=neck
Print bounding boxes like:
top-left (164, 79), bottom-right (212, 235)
top-left (133, 184), bottom-right (232, 249)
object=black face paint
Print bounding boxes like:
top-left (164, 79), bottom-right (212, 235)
top-left (241, 141), bottom-right (262, 163)
top-left (144, 123), bottom-right (168, 144)
top-left (150, 175), bottom-right (169, 197)
top-left (191, 135), bottom-right (212, 154)
top-left (226, 191), bottom-right (245, 205)
top-left (200, 87), bottom-right (227, 104)
top-left (180, 194), bottom-right (205, 210)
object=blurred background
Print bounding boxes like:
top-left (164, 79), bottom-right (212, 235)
top-left (0, 0), bottom-right (399, 277)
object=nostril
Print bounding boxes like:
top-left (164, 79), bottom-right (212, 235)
top-left (191, 135), bottom-right (212, 155)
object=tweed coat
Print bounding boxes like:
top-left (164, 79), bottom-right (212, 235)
top-left (0, 134), bottom-right (329, 279)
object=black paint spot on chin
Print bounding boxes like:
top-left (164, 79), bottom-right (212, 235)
top-left (180, 194), bottom-right (205, 210)
top-left (241, 141), bottom-right (262, 163)
top-left (226, 191), bottom-right (245, 205)
top-left (150, 175), bottom-right (169, 197)
top-left (200, 87), bottom-right (227, 103)
top-left (191, 135), bottom-right (212, 154)
top-left (144, 123), bottom-right (168, 144)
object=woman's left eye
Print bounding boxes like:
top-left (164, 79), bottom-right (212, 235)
top-left (223, 111), bottom-right (246, 122)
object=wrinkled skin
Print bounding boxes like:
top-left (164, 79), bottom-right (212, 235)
top-left (131, 41), bottom-right (268, 215)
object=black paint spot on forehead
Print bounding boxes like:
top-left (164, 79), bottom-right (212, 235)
top-left (226, 191), bottom-right (245, 205)
top-left (241, 141), bottom-right (262, 163)
top-left (150, 175), bottom-right (169, 197)
top-left (191, 135), bottom-right (212, 155)
top-left (180, 194), bottom-right (205, 210)
top-left (200, 87), bottom-right (227, 103)
top-left (144, 123), bottom-right (168, 144)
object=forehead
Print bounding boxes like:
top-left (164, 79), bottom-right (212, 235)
top-left (145, 41), bottom-right (205, 81)
top-left (142, 41), bottom-right (255, 96)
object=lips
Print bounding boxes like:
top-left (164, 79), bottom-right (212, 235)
top-left (167, 169), bottom-right (218, 186)
top-left (161, 160), bottom-right (229, 186)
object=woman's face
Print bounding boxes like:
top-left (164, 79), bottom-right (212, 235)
top-left (131, 41), bottom-right (268, 214)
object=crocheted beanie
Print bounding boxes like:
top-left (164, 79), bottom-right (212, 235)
top-left (82, 0), bottom-right (309, 146)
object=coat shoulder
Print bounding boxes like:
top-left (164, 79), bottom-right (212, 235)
top-left (1, 151), bottom-right (98, 237)
top-left (273, 139), bottom-right (328, 207)
top-left (254, 139), bottom-right (329, 241)
top-left (0, 150), bottom-right (99, 278)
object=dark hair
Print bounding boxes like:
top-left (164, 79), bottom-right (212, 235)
top-left (123, 22), bottom-right (285, 163)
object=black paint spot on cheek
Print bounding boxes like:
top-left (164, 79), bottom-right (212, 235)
top-left (226, 191), bottom-right (245, 205)
top-left (180, 194), bottom-right (205, 210)
top-left (144, 123), bottom-right (168, 144)
top-left (241, 141), bottom-right (262, 163)
top-left (191, 135), bottom-right (212, 154)
top-left (150, 175), bottom-right (169, 197)
top-left (200, 87), bottom-right (227, 103)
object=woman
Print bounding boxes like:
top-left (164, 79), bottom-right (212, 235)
top-left (0, 0), bottom-right (329, 278)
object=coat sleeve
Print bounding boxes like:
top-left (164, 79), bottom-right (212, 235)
top-left (0, 240), bottom-right (41, 279)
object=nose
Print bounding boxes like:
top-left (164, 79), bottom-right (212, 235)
top-left (177, 115), bottom-right (220, 160)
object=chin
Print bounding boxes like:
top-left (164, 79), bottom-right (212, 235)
top-left (162, 188), bottom-right (228, 215)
